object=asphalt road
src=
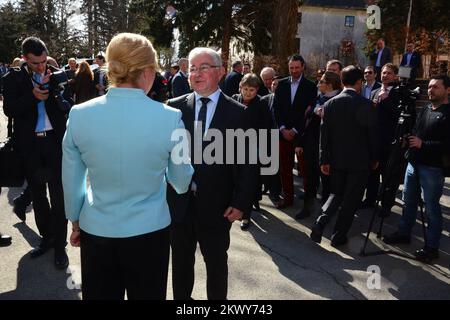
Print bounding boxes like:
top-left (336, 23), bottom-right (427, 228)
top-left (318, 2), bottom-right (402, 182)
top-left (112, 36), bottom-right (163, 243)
top-left (0, 99), bottom-right (449, 300)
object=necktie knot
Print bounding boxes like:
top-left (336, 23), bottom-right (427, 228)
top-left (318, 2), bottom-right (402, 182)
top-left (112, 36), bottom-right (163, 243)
top-left (200, 97), bottom-right (211, 107)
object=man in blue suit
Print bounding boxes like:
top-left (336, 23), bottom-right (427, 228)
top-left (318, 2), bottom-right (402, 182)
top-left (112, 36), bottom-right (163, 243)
top-left (400, 42), bottom-right (421, 86)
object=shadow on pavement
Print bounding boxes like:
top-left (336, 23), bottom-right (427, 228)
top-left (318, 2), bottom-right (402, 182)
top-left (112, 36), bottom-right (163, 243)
top-left (245, 202), bottom-right (450, 300)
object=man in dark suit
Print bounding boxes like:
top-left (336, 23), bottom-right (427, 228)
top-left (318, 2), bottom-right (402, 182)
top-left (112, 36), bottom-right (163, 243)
top-left (93, 54), bottom-right (108, 96)
top-left (310, 66), bottom-right (378, 247)
top-left (361, 66), bottom-right (381, 99)
top-left (166, 47), bottom-right (256, 300)
top-left (400, 42), bottom-right (421, 86)
top-left (2, 37), bottom-right (72, 268)
top-left (223, 60), bottom-right (243, 97)
top-left (273, 54), bottom-right (317, 209)
top-left (370, 38), bottom-right (393, 82)
top-left (363, 63), bottom-right (403, 217)
top-left (171, 58), bottom-right (191, 98)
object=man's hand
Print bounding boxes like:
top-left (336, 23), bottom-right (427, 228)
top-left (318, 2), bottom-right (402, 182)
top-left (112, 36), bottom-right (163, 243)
top-left (281, 129), bottom-right (295, 141)
top-left (223, 207), bottom-right (243, 222)
top-left (70, 221), bottom-right (81, 247)
top-left (295, 147), bottom-right (303, 158)
top-left (315, 107), bottom-right (324, 118)
top-left (321, 164), bottom-right (330, 176)
top-left (33, 86), bottom-right (49, 101)
top-left (408, 135), bottom-right (422, 149)
top-left (372, 161), bottom-right (379, 170)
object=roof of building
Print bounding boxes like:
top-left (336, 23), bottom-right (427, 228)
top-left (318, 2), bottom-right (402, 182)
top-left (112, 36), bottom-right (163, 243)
top-left (302, 0), bottom-right (367, 10)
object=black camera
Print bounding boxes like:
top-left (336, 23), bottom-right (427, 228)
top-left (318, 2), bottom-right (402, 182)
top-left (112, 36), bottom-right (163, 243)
top-left (40, 70), bottom-right (68, 93)
top-left (40, 70), bottom-right (72, 112)
top-left (390, 83), bottom-right (420, 115)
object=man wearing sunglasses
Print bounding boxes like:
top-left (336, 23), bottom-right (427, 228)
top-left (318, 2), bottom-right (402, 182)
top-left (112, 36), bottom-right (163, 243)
top-left (361, 66), bottom-right (381, 99)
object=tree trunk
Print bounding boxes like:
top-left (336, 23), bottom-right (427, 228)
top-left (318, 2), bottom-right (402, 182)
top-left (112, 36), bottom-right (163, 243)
top-left (271, 0), bottom-right (298, 76)
top-left (220, 0), bottom-right (233, 71)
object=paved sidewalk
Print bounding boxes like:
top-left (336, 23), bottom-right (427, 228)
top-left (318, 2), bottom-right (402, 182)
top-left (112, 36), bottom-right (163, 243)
top-left (1, 102), bottom-right (449, 300)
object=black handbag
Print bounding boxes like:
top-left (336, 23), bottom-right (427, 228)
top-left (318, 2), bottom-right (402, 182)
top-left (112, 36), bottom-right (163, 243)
top-left (0, 117), bottom-right (25, 187)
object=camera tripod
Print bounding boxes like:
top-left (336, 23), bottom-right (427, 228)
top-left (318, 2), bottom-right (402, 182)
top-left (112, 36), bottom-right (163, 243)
top-left (360, 108), bottom-right (427, 258)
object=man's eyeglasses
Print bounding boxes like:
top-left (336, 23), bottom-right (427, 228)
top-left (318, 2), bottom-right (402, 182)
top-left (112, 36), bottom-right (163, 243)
top-left (364, 71), bottom-right (374, 74)
top-left (189, 64), bottom-right (221, 74)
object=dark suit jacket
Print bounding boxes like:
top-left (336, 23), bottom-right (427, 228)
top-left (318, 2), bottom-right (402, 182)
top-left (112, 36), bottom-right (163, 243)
top-left (320, 90), bottom-right (378, 171)
top-left (166, 92), bottom-right (257, 223)
top-left (273, 76), bottom-right (317, 142)
top-left (400, 51), bottom-right (421, 79)
top-left (370, 87), bottom-right (403, 159)
top-left (171, 71), bottom-right (191, 98)
top-left (2, 64), bottom-right (71, 157)
top-left (370, 46), bottom-right (393, 68)
top-left (223, 70), bottom-right (243, 97)
top-left (93, 68), bottom-right (108, 96)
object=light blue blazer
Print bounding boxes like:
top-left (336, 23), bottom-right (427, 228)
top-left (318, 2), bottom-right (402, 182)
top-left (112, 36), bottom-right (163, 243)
top-left (62, 87), bottom-right (194, 238)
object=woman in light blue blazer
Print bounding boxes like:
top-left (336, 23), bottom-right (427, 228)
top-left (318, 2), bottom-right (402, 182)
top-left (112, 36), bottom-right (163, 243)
top-left (62, 33), bottom-right (193, 300)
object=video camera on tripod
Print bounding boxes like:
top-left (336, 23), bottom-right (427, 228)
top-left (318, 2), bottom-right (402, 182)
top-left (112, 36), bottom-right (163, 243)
top-left (360, 79), bottom-right (422, 257)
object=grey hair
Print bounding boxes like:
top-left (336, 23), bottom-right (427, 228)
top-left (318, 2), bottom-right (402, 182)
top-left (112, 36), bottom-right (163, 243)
top-left (188, 47), bottom-right (222, 67)
top-left (260, 67), bottom-right (276, 78)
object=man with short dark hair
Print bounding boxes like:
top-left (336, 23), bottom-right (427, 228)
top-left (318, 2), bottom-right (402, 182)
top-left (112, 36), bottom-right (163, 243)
top-left (223, 60), bottom-right (243, 97)
top-left (2, 36), bottom-right (72, 268)
top-left (171, 58), bottom-right (191, 98)
top-left (310, 66), bottom-right (378, 247)
top-left (94, 54), bottom-right (107, 96)
top-left (363, 63), bottom-right (402, 216)
top-left (400, 42), bottom-right (421, 86)
top-left (361, 66), bottom-right (381, 99)
top-left (326, 60), bottom-right (344, 75)
top-left (383, 75), bottom-right (450, 263)
top-left (273, 54), bottom-right (317, 209)
top-left (243, 62), bottom-right (251, 74)
top-left (370, 38), bottom-right (393, 82)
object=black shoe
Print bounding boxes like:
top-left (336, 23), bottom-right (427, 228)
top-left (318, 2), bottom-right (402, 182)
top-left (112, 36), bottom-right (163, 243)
top-left (0, 233), bottom-right (12, 247)
top-left (295, 208), bottom-right (311, 220)
top-left (252, 202), bottom-right (261, 212)
top-left (415, 247), bottom-right (439, 263)
top-left (360, 199), bottom-right (376, 209)
top-left (382, 231), bottom-right (411, 245)
top-left (310, 223), bottom-right (323, 243)
top-left (13, 200), bottom-right (27, 222)
top-left (30, 238), bottom-right (54, 258)
top-left (330, 234), bottom-right (348, 248)
top-left (54, 248), bottom-right (69, 269)
top-left (240, 219), bottom-right (250, 231)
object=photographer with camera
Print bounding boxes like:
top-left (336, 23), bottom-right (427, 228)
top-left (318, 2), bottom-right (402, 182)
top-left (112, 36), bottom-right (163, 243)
top-left (383, 75), bottom-right (450, 263)
top-left (2, 37), bottom-right (73, 269)
top-left (363, 63), bottom-right (403, 217)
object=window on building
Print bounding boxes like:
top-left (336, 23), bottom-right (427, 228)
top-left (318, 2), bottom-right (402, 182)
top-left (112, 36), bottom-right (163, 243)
top-left (345, 16), bottom-right (355, 27)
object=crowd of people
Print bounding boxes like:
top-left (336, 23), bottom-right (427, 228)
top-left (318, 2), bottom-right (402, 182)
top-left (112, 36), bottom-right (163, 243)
top-left (0, 34), bottom-right (449, 300)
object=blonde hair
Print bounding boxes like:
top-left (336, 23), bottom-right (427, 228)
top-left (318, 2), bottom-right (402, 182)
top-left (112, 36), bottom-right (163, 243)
top-left (106, 33), bottom-right (159, 87)
top-left (12, 57), bottom-right (21, 67)
top-left (76, 61), bottom-right (94, 81)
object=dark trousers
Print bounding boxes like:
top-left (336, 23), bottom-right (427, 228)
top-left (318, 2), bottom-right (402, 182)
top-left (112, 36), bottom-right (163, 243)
top-left (303, 137), bottom-right (320, 202)
top-left (24, 134), bottom-right (67, 249)
top-left (279, 139), bottom-right (295, 202)
top-left (170, 199), bottom-right (231, 300)
top-left (365, 156), bottom-right (404, 210)
top-left (316, 169), bottom-right (369, 238)
top-left (80, 227), bottom-right (170, 300)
